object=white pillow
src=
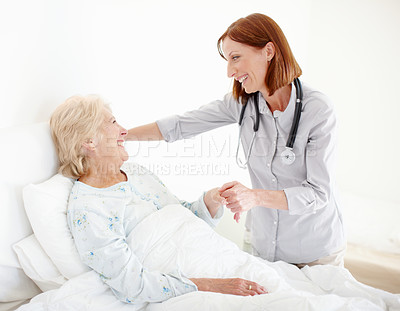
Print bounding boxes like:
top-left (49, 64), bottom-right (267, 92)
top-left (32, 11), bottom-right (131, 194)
top-left (1, 122), bottom-right (59, 302)
top-left (13, 234), bottom-right (67, 292)
top-left (0, 265), bottom-right (41, 302)
top-left (23, 174), bottom-right (90, 279)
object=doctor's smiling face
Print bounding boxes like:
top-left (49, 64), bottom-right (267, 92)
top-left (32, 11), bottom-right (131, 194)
top-left (222, 37), bottom-right (274, 96)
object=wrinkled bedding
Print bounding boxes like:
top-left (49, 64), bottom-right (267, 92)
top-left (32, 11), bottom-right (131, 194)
top-left (18, 205), bottom-right (400, 311)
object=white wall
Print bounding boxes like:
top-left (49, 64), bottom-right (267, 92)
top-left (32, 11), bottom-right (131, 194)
top-left (306, 0), bottom-right (400, 203)
top-left (1, 0), bottom-right (399, 247)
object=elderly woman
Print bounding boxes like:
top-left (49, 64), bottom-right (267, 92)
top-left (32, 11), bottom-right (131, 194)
top-left (49, 95), bottom-right (267, 305)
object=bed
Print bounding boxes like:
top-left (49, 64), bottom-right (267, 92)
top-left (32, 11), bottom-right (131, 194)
top-left (1, 122), bottom-right (399, 311)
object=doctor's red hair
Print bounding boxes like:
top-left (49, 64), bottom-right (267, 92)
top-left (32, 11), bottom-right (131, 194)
top-left (217, 13), bottom-right (302, 104)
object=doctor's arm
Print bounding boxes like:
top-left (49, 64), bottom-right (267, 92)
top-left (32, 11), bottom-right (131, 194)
top-left (282, 104), bottom-right (337, 215)
top-left (126, 122), bottom-right (163, 141)
top-left (128, 94), bottom-right (240, 143)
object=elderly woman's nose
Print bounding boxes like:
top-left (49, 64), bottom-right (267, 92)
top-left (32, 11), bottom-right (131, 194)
top-left (120, 126), bottom-right (128, 136)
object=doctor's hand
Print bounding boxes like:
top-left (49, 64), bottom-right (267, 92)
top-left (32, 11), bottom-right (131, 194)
top-left (219, 181), bottom-right (259, 222)
top-left (190, 277), bottom-right (267, 296)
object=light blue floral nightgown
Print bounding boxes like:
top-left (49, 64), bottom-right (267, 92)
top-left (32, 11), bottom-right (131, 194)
top-left (67, 162), bottom-right (223, 305)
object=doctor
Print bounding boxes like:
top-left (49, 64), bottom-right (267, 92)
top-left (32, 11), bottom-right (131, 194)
top-left (126, 13), bottom-right (346, 268)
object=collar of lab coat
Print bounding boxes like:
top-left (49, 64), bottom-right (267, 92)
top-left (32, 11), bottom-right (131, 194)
top-left (258, 82), bottom-right (297, 120)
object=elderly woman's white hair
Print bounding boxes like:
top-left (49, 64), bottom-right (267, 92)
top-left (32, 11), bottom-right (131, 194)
top-left (50, 95), bottom-right (110, 179)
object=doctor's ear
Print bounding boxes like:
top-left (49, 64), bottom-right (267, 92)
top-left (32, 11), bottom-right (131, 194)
top-left (264, 42), bottom-right (275, 62)
top-left (82, 139), bottom-right (96, 152)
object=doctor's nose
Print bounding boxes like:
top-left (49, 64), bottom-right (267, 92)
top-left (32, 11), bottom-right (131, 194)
top-left (227, 62), bottom-right (236, 79)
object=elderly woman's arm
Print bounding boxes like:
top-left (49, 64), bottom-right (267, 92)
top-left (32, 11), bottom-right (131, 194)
top-left (68, 189), bottom-right (267, 304)
top-left (178, 190), bottom-right (225, 228)
top-left (68, 199), bottom-right (196, 305)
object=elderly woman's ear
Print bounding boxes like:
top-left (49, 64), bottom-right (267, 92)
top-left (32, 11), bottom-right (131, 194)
top-left (82, 139), bottom-right (96, 152)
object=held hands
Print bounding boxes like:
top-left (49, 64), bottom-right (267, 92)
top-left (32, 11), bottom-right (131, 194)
top-left (190, 278), bottom-right (267, 296)
top-left (209, 187), bottom-right (227, 206)
top-left (203, 187), bottom-right (228, 218)
top-left (218, 181), bottom-right (259, 223)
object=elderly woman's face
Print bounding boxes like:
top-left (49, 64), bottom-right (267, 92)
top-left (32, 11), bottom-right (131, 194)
top-left (94, 109), bottom-right (129, 163)
top-left (222, 37), bottom-right (270, 95)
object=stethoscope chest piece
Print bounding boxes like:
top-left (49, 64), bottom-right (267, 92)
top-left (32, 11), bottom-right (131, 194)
top-left (281, 148), bottom-right (295, 165)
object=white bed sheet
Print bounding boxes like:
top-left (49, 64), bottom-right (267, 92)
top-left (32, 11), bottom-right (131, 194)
top-left (17, 205), bottom-right (400, 311)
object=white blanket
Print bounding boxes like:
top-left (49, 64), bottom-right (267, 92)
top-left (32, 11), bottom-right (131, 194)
top-left (18, 205), bottom-right (400, 311)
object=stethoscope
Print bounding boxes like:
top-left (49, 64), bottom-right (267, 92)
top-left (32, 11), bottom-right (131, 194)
top-left (236, 78), bottom-right (303, 169)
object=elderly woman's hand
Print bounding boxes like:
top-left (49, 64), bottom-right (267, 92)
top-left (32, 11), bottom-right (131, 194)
top-left (210, 187), bottom-right (227, 205)
top-left (204, 187), bottom-right (227, 218)
top-left (190, 278), bottom-right (267, 296)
